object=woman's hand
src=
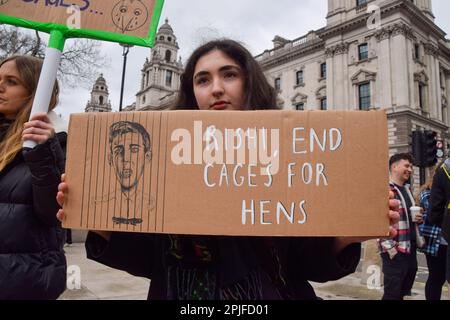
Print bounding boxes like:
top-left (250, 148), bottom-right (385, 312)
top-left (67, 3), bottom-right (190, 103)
top-left (56, 174), bottom-right (112, 241)
top-left (22, 112), bottom-right (55, 145)
top-left (333, 190), bottom-right (400, 254)
top-left (56, 173), bottom-right (67, 222)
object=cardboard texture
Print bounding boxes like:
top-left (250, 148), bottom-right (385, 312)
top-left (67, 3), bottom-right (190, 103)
top-left (63, 110), bottom-right (390, 237)
top-left (0, 0), bottom-right (156, 38)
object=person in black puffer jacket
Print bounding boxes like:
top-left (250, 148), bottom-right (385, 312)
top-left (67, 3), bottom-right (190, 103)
top-left (0, 55), bottom-right (67, 300)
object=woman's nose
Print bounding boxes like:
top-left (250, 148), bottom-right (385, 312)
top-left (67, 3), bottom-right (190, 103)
top-left (211, 78), bottom-right (224, 97)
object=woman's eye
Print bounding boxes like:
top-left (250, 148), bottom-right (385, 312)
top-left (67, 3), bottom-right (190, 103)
top-left (195, 77), bottom-right (209, 85)
top-left (6, 79), bottom-right (17, 85)
top-left (224, 72), bottom-right (238, 79)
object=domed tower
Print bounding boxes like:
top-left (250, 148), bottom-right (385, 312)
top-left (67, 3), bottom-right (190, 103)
top-left (85, 74), bottom-right (112, 113)
top-left (136, 18), bottom-right (183, 110)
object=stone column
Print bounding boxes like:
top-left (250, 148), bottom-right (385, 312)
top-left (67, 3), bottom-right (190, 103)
top-left (446, 75), bottom-right (450, 125)
top-left (376, 28), bottom-right (393, 109)
top-left (332, 43), bottom-right (348, 110)
top-left (425, 43), bottom-right (439, 119)
top-left (436, 60), bottom-right (443, 121)
top-left (391, 24), bottom-right (410, 108)
top-left (325, 47), bottom-right (334, 110)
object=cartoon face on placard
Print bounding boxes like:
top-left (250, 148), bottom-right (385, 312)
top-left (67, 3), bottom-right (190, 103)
top-left (0, 0), bottom-right (9, 6)
top-left (111, 0), bottom-right (149, 33)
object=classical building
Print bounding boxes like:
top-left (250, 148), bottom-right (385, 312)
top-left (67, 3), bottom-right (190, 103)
top-left (85, 74), bottom-right (113, 113)
top-left (256, 0), bottom-right (450, 183)
top-left (135, 19), bottom-right (183, 110)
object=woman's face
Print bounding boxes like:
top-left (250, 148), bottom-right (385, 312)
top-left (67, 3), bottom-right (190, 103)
top-left (0, 60), bottom-right (29, 119)
top-left (193, 49), bottom-right (245, 111)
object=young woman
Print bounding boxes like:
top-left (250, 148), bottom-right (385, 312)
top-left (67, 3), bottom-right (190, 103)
top-left (58, 39), bottom-right (399, 300)
top-left (0, 55), bottom-right (67, 299)
top-left (416, 165), bottom-right (448, 300)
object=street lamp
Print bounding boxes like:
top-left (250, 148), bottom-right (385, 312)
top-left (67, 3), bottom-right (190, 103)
top-left (119, 43), bottom-right (133, 112)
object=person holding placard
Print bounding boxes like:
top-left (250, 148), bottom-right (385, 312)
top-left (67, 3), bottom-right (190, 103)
top-left (58, 39), bottom-right (399, 300)
top-left (0, 55), bottom-right (67, 299)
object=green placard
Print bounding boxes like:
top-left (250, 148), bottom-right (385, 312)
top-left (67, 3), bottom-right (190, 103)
top-left (0, 0), bottom-right (165, 49)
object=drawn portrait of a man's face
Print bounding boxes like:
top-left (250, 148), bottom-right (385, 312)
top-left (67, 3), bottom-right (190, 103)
top-left (109, 122), bottom-right (151, 192)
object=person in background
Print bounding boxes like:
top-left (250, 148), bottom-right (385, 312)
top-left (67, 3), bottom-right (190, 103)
top-left (428, 157), bottom-right (450, 300)
top-left (0, 55), bottom-right (67, 299)
top-left (416, 163), bottom-right (448, 300)
top-left (378, 153), bottom-right (423, 300)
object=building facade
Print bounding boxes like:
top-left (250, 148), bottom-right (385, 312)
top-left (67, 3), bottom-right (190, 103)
top-left (135, 19), bottom-right (183, 110)
top-left (85, 74), bottom-right (112, 113)
top-left (256, 0), bottom-right (450, 183)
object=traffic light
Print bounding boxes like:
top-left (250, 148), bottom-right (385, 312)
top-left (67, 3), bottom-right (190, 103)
top-left (423, 130), bottom-right (438, 167)
top-left (411, 131), bottom-right (424, 167)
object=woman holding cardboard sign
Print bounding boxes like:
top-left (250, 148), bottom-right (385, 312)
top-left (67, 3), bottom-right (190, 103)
top-left (0, 55), bottom-right (67, 299)
top-left (58, 39), bottom-right (399, 300)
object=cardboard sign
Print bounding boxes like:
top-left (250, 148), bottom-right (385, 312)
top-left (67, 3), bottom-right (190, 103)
top-left (63, 110), bottom-right (390, 237)
top-left (0, 0), bottom-right (164, 47)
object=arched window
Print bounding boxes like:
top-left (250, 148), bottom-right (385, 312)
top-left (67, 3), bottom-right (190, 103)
top-left (168, 37), bottom-right (172, 42)
top-left (99, 96), bottom-right (104, 105)
top-left (165, 50), bottom-right (171, 62)
top-left (159, 36), bottom-right (164, 41)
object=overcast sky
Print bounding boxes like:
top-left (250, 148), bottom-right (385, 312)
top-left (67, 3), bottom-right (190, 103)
top-left (54, 0), bottom-right (450, 119)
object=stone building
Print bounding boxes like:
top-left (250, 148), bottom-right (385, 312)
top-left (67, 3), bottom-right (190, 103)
top-left (256, 0), bottom-right (450, 184)
top-left (135, 19), bottom-right (183, 110)
top-left (85, 74), bottom-right (113, 113)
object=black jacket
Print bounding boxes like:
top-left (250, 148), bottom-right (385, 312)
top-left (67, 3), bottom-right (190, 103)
top-left (86, 232), bottom-right (361, 300)
top-left (0, 133), bottom-right (67, 299)
top-left (429, 159), bottom-right (450, 242)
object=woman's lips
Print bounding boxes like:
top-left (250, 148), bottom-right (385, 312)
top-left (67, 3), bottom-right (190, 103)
top-left (210, 102), bottom-right (229, 110)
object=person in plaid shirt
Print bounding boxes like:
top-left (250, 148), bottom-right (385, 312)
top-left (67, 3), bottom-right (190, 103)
top-left (378, 153), bottom-right (423, 300)
top-left (416, 164), bottom-right (448, 300)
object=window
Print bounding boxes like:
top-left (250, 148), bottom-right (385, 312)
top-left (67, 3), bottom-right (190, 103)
top-left (168, 37), bottom-right (172, 42)
top-left (357, 0), bottom-right (368, 6)
top-left (359, 83), bottom-right (371, 111)
top-left (419, 83), bottom-right (425, 109)
top-left (99, 96), bottom-right (104, 105)
top-left (166, 70), bottom-right (173, 87)
top-left (320, 63), bottom-right (326, 79)
top-left (275, 78), bottom-right (281, 91)
top-left (358, 44), bottom-right (368, 61)
top-left (296, 70), bottom-right (304, 85)
top-left (414, 44), bottom-right (420, 60)
top-left (320, 97), bottom-right (327, 110)
top-left (165, 50), bottom-right (172, 62)
top-left (295, 103), bottom-right (304, 111)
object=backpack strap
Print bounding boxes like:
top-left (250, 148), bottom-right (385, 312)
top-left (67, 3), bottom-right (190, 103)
top-left (442, 159), bottom-right (450, 180)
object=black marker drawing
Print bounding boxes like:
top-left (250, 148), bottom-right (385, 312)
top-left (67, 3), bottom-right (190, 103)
top-left (0, 0), bottom-right (9, 6)
top-left (96, 121), bottom-right (154, 226)
top-left (111, 0), bottom-right (149, 33)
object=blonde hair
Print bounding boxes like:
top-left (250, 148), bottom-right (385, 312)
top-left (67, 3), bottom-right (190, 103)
top-left (0, 55), bottom-right (59, 172)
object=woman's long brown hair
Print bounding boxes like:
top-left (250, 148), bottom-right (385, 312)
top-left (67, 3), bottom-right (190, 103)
top-left (0, 55), bottom-right (59, 172)
top-left (175, 39), bottom-right (278, 110)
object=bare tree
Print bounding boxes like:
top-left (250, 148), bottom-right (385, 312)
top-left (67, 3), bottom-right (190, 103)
top-left (0, 25), bottom-right (109, 88)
